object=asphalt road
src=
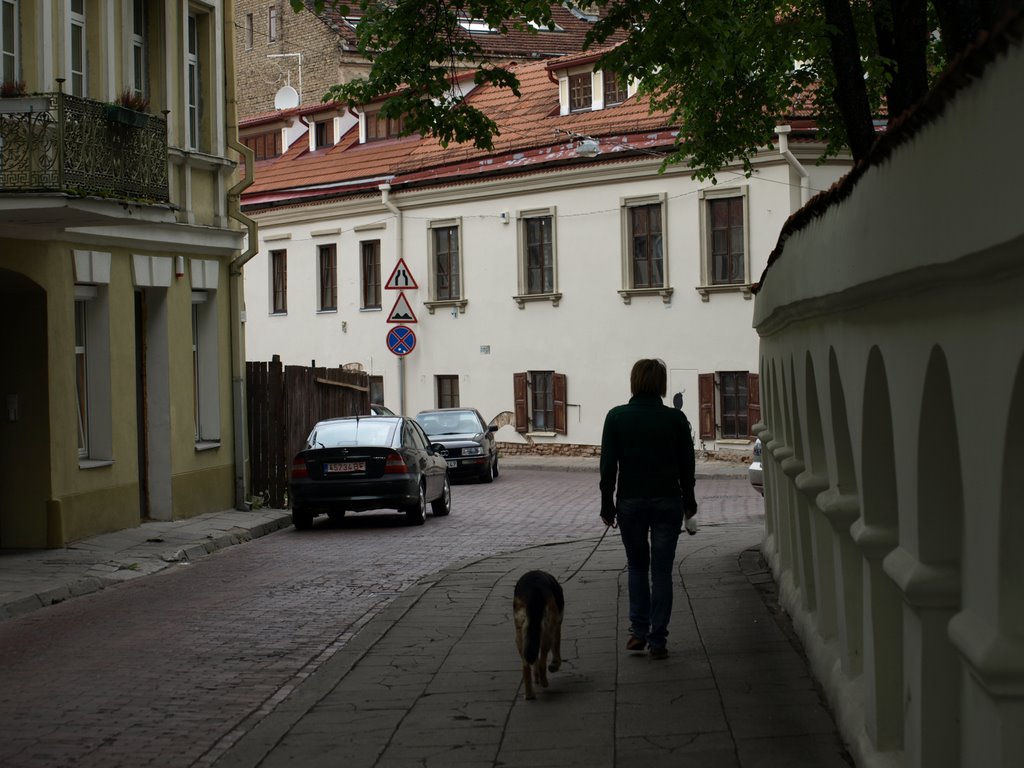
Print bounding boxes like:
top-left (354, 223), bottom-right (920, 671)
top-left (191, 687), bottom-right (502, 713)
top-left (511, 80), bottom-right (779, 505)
top-left (0, 469), bottom-right (762, 768)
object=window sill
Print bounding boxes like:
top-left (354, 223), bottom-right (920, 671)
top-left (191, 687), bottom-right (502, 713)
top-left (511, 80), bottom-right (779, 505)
top-left (526, 431), bottom-right (557, 438)
top-left (195, 441), bottom-right (221, 452)
top-left (695, 283), bottom-right (753, 302)
top-left (317, 308), bottom-right (338, 314)
top-left (79, 459), bottom-right (114, 470)
top-left (269, 311), bottom-right (287, 317)
top-left (716, 438), bottom-right (754, 445)
top-left (424, 299), bottom-right (468, 315)
top-left (618, 286), bottom-right (673, 305)
top-left (513, 292), bottom-right (562, 308)
top-left (360, 306), bottom-right (382, 313)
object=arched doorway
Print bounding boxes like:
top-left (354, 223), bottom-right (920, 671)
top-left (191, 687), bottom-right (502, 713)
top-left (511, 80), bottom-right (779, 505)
top-left (0, 268), bottom-right (51, 548)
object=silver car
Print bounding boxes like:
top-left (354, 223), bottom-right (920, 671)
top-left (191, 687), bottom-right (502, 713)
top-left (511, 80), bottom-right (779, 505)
top-left (749, 438), bottom-right (764, 496)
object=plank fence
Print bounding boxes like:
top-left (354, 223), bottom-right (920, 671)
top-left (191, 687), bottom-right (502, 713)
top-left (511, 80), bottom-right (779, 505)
top-left (247, 356), bottom-right (370, 508)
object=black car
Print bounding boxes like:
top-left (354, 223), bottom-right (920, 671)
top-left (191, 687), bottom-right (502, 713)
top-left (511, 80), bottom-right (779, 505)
top-left (289, 415), bottom-right (450, 528)
top-left (415, 408), bottom-right (499, 483)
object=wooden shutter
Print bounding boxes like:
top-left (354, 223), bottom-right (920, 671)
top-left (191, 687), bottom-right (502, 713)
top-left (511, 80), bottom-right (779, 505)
top-left (698, 373), bottom-right (715, 440)
top-left (553, 373), bottom-right (567, 435)
top-left (513, 372), bottom-right (528, 433)
top-left (747, 373), bottom-right (761, 438)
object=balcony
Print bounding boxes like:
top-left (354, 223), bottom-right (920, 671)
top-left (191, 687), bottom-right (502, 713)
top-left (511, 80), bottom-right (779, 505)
top-left (0, 92), bottom-right (169, 203)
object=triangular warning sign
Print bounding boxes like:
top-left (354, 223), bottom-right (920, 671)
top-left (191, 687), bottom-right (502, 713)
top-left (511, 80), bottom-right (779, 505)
top-left (385, 258), bottom-right (418, 290)
top-left (386, 292), bottom-right (418, 324)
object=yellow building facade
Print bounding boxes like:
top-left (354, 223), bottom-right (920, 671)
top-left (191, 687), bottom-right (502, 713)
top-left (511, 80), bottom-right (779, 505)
top-left (0, 0), bottom-right (253, 547)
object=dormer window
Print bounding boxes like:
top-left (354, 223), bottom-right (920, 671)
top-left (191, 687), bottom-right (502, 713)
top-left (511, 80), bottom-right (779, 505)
top-left (603, 69), bottom-right (628, 106)
top-left (568, 72), bottom-right (592, 112)
top-left (314, 120), bottom-right (333, 149)
top-left (364, 110), bottom-right (406, 142)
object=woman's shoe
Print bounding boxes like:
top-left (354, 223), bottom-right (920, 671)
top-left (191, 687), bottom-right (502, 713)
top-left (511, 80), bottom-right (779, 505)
top-left (626, 636), bottom-right (647, 651)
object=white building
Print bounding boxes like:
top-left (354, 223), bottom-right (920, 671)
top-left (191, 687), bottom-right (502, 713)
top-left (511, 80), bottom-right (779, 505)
top-left (240, 52), bottom-right (852, 454)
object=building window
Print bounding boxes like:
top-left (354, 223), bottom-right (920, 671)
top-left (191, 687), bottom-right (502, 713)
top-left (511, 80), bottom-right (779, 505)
top-left (708, 197), bottom-right (745, 285)
top-left (2, 0), bottom-right (20, 85)
top-left (318, 244), bottom-right (337, 311)
top-left (369, 375), bottom-right (384, 406)
top-left (629, 203), bottom-right (663, 288)
top-left (191, 289), bottom-right (220, 444)
top-left (525, 215), bottom-right (553, 294)
top-left (698, 188), bottom-right (750, 298)
top-left (270, 249), bottom-right (287, 313)
top-left (698, 372), bottom-right (760, 440)
top-left (314, 120), bottom-right (333, 149)
top-left (75, 299), bottom-right (89, 457)
top-left (74, 282), bottom-right (113, 463)
top-left (186, 13), bottom-right (200, 150)
top-left (364, 110), bottom-right (406, 142)
top-left (131, 0), bottom-right (147, 99)
top-left (360, 240), bottom-right (381, 309)
top-left (602, 69), bottom-right (628, 106)
top-left (432, 224), bottom-right (460, 301)
top-left (513, 371), bottom-right (567, 435)
top-left (68, 0), bottom-right (86, 96)
top-left (269, 6), bottom-right (280, 41)
top-left (242, 131), bottom-right (282, 160)
top-left (436, 375), bottom-right (460, 408)
top-left (244, 12), bottom-right (254, 49)
top-left (568, 72), bottom-right (592, 112)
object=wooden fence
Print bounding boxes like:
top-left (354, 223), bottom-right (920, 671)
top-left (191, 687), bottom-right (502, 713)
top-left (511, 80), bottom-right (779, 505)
top-left (247, 357), bottom-right (370, 508)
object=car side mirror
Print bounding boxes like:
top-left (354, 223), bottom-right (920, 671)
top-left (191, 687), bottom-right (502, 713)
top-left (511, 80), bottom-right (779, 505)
top-left (430, 443), bottom-right (445, 453)
top-left (488, 425), bottom-right (498, 433)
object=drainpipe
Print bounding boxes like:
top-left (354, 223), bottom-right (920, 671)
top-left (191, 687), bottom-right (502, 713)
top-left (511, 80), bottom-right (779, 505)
top-left (379, 182), bottom-right (405, 415)
top-left (774, 125), bottom-right (810, 209)
top-left (225, 0), bottom-right (259, 510)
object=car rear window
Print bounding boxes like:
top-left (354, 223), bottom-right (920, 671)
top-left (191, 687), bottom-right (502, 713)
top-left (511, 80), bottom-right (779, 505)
top-left (308, 420), bottom-right (397, 448)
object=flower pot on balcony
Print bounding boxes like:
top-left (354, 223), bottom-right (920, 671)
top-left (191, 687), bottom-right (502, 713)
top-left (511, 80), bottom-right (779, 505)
top-left (104, 104), bottom-right (149, 128)
top-left (0, 96), bottom-right (52, 114)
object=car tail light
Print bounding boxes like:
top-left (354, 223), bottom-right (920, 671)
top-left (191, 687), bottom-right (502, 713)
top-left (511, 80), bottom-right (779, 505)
top-left (384, 451), bottom-right (408, 474)
top-left (291, 456), bottom-right (309, 479)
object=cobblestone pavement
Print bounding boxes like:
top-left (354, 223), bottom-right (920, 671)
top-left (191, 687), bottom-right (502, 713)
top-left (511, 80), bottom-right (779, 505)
top-left (0, 469), bottom-right (762, 768)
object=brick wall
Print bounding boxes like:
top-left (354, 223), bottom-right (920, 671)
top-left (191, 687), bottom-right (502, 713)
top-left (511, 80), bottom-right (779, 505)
top-left (234, 1), bottom-right (371, 120)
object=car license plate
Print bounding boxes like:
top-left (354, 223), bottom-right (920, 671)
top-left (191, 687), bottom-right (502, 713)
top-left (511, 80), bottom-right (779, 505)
top-left (446, 460), bottom-right (458, 469)
top-left (326, 461), bottom-right (365, 473)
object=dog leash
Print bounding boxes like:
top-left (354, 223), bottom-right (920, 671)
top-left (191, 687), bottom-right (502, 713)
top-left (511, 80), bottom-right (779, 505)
top-left (563, 522), bottom-right (614, 583)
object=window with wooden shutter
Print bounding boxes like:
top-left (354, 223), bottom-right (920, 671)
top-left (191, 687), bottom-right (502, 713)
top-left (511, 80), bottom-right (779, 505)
top-left (698, 373), bottom-right (715, 439)
top-left (553, 373), bottom-right (567, 435)
top-left (747, 373), bottom-right (760, 438)
top-left (513, 372), bottom-right (528, 433)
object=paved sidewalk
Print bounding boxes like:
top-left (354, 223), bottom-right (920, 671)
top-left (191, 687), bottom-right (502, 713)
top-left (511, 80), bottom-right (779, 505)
top-left (210, 525), bottom-right (849, 768)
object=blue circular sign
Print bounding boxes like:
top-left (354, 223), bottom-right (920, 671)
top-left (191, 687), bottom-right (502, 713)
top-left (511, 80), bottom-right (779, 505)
top-left (386, 325), bottom-right (416, 356)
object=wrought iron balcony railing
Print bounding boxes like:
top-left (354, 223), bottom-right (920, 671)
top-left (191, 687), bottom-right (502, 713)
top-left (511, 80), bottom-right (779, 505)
top-left (0, 92), bottom-right (169, 203)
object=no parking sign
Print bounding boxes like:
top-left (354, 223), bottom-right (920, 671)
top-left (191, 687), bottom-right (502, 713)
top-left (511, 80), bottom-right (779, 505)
top-left (386, 325), bottom-right (416, 356)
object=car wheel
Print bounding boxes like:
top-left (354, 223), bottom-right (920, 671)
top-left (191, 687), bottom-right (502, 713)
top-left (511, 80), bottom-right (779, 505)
top-left (479, 457), bottom-right (495, 484)
top-left (327, 509), bottom-right (346, 524)
top-left (431, 475), bottom-right (452, 516)
top-left (292, 507), bottom-right (313, 530)
top-left (405, 483), bottom-right (426, 525)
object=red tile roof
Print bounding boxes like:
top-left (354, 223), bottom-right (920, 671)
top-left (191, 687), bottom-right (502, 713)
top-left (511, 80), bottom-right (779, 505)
top-left (242, 54), bottom-right (678, 210)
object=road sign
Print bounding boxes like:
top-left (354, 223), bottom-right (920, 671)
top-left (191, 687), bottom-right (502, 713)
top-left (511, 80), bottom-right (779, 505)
top-left (385, 258), bottom-right (418, 290)
top-left (386, 292), bottom-right (418, 324)
top-left (386, 325), bottom-right (416, 356)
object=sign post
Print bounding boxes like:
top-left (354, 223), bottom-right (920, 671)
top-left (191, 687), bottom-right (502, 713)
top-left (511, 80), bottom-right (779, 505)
top-left (385, 260), bottom-right (418, 415)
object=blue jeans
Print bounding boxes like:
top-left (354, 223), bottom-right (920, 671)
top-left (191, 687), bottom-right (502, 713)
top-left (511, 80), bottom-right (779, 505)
top-left (616, 497), bottom-right (684, 649)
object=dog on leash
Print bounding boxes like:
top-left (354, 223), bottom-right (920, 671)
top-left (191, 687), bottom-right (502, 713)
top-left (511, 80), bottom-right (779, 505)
top-left (513, 570), bottom-right (564, 700)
